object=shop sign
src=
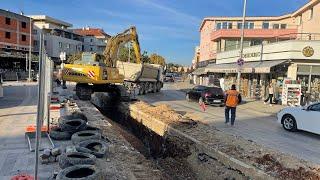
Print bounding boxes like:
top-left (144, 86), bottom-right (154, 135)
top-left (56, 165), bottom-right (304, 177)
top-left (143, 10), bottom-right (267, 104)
top-left (243, 52), bottom-right (261, 58)
top-left (302, 46), bottom-right (314, 57)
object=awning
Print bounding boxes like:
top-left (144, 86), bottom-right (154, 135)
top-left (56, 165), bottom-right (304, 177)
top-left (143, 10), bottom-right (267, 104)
top-left (192, 67), bottom-right (206, 75)
top-left (206, 60), bottom-right (288, 74)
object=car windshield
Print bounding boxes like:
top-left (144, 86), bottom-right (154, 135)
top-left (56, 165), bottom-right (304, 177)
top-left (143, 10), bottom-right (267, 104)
top-left (206, 87), bottom-right (223, 94)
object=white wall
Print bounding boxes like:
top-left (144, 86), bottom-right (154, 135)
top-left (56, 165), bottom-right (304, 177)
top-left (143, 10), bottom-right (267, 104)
top-left (216, 40), bottom-right (320, 64)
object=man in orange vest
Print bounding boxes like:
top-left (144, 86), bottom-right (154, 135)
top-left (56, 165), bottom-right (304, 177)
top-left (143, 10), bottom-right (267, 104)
top-left (224, 84), bottom-right (242, 126)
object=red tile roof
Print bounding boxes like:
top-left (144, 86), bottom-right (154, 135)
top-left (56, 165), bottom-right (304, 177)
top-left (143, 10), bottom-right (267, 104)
top-left (73, 28), bottom-right (111, 38)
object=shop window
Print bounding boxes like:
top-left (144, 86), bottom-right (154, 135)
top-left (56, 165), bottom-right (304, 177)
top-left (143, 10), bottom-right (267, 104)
top-left (5, 32), bottom-right (10, 39)
top-left (5, 17), bottom-right (11, 25)
top-left (21, 22), bottom-right (27, 28)
top-left (225, 40), bottom-right (239, 51)
top-left (251, 39), bottom-right (262, 46)
top-left (280, 24), bottom-right (287, 29)
top-left (21, 35), bottom-right (26, 41)
top-left (262, 22), bottom-right (269, 29)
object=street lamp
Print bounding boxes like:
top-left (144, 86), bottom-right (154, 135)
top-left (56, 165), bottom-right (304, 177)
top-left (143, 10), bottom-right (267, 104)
top-left (237, 0), bottom-right (247, 90)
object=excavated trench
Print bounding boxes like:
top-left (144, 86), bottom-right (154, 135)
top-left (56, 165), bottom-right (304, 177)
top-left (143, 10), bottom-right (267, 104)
top-left (99, 106), bottom-right (197, 179)
top-left (98, 103), bottom-right (247, 180)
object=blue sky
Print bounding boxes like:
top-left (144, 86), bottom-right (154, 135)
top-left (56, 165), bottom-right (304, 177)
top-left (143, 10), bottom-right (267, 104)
top-left (2, 0), bottom-right (308, 65)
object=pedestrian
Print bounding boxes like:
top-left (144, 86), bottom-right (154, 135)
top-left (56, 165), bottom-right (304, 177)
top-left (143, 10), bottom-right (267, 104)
top-left (264, 84), bottom-right (274, 106)
top-left (224, 84), bottom-right (242, 126)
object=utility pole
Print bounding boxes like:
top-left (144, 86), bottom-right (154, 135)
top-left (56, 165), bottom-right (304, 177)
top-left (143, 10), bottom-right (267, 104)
top-left (237, 0), bottom-right (247, 90)
top-left (28, 17), bottom-right (32, 82)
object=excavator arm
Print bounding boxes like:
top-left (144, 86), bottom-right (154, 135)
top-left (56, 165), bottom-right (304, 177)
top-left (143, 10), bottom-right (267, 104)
top-left (103, 26), bottom-right (141, 67)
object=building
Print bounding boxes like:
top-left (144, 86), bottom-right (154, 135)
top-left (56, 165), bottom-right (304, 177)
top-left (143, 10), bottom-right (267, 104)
top-left (191, 46), bottom-right (200, 69)
top-left (0, 9), bottom-right (33, 70)
top-left (29, 15), bottom-right (83, 61)
top-left (73, 27), bottom-right (110, 54)
top-left (195, 0), bottom-right (320, 103)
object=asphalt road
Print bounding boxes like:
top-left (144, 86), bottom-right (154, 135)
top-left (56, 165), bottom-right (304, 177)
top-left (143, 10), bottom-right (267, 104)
top-left (139, 83), bottom-right (320, 164)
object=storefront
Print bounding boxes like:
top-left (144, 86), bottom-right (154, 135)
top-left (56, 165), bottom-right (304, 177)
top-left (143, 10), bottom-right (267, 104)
top-left (201, 40), bottom-right (320, 104)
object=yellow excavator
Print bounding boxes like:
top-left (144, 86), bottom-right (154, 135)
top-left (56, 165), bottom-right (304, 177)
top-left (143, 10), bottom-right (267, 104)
top-left (62, 26), bottom-right (141, 100)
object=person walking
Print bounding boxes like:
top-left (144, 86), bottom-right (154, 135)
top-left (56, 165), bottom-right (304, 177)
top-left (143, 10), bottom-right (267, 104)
top-left (224, 84), bottom-right (242, 126)
top-left (264, 84), bottom-right (274, 106)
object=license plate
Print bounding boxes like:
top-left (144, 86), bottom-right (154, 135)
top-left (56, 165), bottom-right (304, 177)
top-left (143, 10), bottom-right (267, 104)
top-left (213, 100), bottom-right (221, 103)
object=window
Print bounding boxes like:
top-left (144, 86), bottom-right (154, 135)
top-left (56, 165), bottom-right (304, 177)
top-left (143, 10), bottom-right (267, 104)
top-left (21, 35), bottom-right (26, 41)
top-left (5, 17), bottom-right (10, 25)
top-left (32, 29), bottom-right (37, 34)
top-left (228, 22), bottom-right (232, 29)
top-left (216, 22), bottom-right (222, 30)
top-left (222, 22), bottom-right (228, 29)
top-left (44, 40), bottom-right (47, 46)
top-left (67, 44), bottom-right (70, 49)
top-left (280, 24), bottom-right (287, 29)
top-left (21, 22), bottom-right (27, 28)
top-left (59, 42), bottom-right (62, 48)
top-left (309, 103), bottom-right (320, 112)
top-left (33, 40), bottom-right (38, 46)
top-left (5, 32), bottom-right (10, 39)
top-left (262, 22), bottom-right (269, 29)
top-left (90, 39), bottom-right (93, 42)
top-left (273, 24), bottom-right (280, 29)
top-left (90, 47), bottom-right (93, 51)
top-left (237, 22), bottom-right (254, 29)
top-left (309, 7), bottom-right (313, 20)
top-left (251, 39), bottom-right (262, 46)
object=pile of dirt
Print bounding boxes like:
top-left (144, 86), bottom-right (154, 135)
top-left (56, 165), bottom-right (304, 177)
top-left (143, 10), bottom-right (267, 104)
top-left (255, 154), bottom-right (320, 180)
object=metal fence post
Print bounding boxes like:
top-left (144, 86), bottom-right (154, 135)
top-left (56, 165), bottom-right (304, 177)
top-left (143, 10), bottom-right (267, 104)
top-left (34, 32), bottom-right (45, 179)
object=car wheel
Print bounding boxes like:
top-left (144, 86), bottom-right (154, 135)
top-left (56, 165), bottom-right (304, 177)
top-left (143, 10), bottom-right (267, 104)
top-left (282, 115), bottom-right (297, 132)
top-left (186, 94), bottom-right (190, 102)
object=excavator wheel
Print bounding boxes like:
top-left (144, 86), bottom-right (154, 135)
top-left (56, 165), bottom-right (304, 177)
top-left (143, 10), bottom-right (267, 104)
top-left (76, 84), bottom-right (92, 100)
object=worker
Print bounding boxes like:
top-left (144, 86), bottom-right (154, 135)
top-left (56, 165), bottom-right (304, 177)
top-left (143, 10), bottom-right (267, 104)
top-left (224, 84), bottom-right (242, 126)
top-left (264, 83), bottom-right (274, 106)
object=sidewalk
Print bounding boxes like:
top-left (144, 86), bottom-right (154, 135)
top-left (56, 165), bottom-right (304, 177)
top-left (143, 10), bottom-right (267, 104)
top-left (0, 84), bottom-right (61, 179)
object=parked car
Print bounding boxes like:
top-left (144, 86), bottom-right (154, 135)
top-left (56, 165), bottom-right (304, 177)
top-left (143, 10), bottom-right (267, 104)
top-left (164, 75), bottom-right (175, 82)
top-left (186, 85), bottom-right (224, 106)
top-left (277, 102), bottom-right (320, 134)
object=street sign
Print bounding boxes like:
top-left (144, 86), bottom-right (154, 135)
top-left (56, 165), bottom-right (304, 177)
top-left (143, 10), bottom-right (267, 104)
top-left (59, 52), bottom-right (66, 61)
top-left (237, 58), bottom-right (244, 66)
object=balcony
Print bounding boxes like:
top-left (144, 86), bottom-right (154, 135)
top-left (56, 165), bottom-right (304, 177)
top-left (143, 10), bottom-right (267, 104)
top-left (211, 29), bottom-right (298, 41)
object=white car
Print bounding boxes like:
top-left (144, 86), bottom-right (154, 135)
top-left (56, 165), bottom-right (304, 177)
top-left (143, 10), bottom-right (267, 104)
top-left (277, 102), bottom-right (320, 134)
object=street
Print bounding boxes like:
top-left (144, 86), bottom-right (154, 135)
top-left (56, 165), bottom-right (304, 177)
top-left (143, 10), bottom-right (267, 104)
top-left (139, 83), bottom-right (320, 164)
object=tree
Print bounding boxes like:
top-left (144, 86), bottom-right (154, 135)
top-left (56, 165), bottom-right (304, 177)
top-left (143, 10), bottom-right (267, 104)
top-left (67, 52), bottom-right (82, 64)
top-left (149, 53), bottom-right (166, 66)
top-left (118, 45), bottom-right (137, 63)
top-left (180, 67), bottom-right (185, 73)
top-left (142, 51), bottom-right (150, 63)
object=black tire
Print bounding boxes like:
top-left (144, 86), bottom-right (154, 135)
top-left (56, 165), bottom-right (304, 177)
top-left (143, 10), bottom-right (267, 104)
top-left (282, 115), bottom-right (297, 132)
top-left (59, 112), bottom-right (87, 122)
top-left (56, 165), bottom-right (102, 180)
top-left (85, 126), bottom-right (102, 133)
top-left (75, 139), bottom-right (108, 158)
top-left (71, 130), bottom-right (101, 144)
top-left (58, 152), bottom-right (96, 169)
top-left (59, 119), bottom-right (87, 133)
top-left (49, 127), bottom-right (72, 140)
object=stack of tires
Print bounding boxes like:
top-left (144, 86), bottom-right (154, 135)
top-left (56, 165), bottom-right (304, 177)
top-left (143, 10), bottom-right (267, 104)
top-left (50, 111), bottom-right (109, 180)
